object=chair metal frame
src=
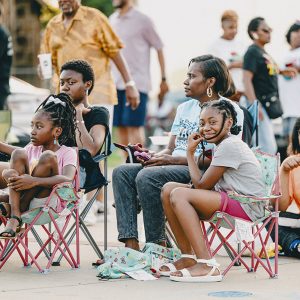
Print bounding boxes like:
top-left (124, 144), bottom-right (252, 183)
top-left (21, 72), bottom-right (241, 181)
top-left (201, 150), bottom-right (281, 278)
top-left (0, 182), bottom-right (80, 273)
top-left (51, 131), bottom-right (112, 266)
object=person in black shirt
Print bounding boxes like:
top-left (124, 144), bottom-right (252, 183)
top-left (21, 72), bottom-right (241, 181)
top-left (243, 17), bottom-right (297, 154)
top-left (0, 5), bottom-right (13, 110)
top-left (59, 60), bottom-right (109, 156)
top-left (59, 60), bottom-right (110, 225)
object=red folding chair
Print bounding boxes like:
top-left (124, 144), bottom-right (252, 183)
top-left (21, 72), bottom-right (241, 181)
top-left (202, 149), bottom-right (281, 278)
top-left (0, 182), bottom-right (80, 273)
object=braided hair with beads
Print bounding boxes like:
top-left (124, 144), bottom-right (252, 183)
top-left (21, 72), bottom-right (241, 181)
top-left (35, 93), bottom-right (77, 147)
top-left (201, 99), bottom-right (241, 139)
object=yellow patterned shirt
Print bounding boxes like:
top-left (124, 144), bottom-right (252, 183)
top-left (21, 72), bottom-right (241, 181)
top-left (40, 6), bottom-right (124, 105)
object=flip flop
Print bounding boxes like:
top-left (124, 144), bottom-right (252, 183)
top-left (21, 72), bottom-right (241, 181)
top-left (0, 215), bottom-right (23, 239)
top-left (159, 254), bottom-right (196, 277)
top-left (170, 258), bottom-right (223, 283)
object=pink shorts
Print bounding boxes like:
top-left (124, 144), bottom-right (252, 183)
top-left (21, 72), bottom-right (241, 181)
top-left (220, 192), bottom-right (251, 221)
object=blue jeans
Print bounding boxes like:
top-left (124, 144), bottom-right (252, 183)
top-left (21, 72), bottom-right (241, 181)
top-left (112, 163), bottom-right (190, 243)
top-left (240, 97), bottom-right (277, 154)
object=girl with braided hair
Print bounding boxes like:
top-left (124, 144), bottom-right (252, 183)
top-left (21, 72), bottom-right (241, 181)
top-left (160, 99), bottom-right (266, 282)
top-left (0, 93), bottom-right (78, 238)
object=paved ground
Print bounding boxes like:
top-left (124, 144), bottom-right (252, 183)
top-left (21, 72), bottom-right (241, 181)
top-left (0, 168), bottom-right (299, 300)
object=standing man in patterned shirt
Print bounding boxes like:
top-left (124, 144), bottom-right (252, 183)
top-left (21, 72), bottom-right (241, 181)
top-left (110, 0), bottom-right (169, 145)
top-left (40, 0), bottom-right (139, 120)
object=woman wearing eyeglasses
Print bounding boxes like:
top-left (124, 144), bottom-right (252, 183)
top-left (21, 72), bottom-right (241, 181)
top-left (243, 17), bottom-right (297, 154)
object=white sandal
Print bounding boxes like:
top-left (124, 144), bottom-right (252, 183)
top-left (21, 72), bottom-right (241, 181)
top-left (169, 258), bottom-right (223, 282)
top-left (159, 254), bottom-right (196, 277)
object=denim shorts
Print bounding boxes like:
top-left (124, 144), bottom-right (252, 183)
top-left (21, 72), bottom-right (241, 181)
top-left (113, 90), bottom-right (148, 127)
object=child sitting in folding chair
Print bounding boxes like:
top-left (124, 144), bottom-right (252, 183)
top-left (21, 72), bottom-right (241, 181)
top-left (160, 99), bottom-right (266, 282)
top-left (0, 93), bottom-right (78, 238)
top-left (277, 117), bottom-right (300, 258)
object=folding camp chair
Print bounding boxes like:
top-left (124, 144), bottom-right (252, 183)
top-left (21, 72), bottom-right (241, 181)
top-left (51, 131), bottom-right (112, 266)
top-left (201, 149), bottom-right (281, 278)
top-left (0, 182), bottom-right (80, 273)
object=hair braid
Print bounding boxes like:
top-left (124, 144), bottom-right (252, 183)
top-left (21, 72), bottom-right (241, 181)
top-left (202, 99), bottom-right (241, 135)
top-left (35, 93), bottom-right (77, 146)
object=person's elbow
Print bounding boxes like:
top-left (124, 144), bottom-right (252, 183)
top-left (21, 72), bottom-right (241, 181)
top-left (278, 196), bottom-right (290, 212)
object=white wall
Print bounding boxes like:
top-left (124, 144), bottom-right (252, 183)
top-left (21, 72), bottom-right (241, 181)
top-left (137, 0), bottom-right (300, 93)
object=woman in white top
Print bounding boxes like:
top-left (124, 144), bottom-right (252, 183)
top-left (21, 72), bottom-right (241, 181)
top-left (208, 10), bottom-right (246, 98)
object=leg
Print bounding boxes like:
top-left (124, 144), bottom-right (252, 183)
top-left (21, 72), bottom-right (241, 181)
top-left (160, 182), bottom-right (197, 272)
top-left (1, 150), bottom-right (58, 237)
top-left (170, 187), bottom-right (222, 277)
top-left (112, 163), bottom-right (143, 250)
top-left (1, 149), bottom-right (29, 236)
top-left (20, 150), bottom-right (59, 211)
top-left (136, 165), bottom-right (190, 244)
top-left (257, 107), bottom-right (277, 154)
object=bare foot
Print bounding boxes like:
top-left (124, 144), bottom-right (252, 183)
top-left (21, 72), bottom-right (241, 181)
top-left (160, 256), bottom-right (196, 272)
top-left (171, 262), bottom-right (220, 278)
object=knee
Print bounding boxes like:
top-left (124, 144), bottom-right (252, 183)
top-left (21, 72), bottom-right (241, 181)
top-left (135, 167), bottom-right (151, 188)
top-left (2, 168), bottom-right (18, 182)
top-left (38, 150), bottom-right (57, 166)
top-left (112, 164), bottom-right (130, 185)
top-left (170, 188), bottom-right (186, 208)
top-left (10, 149), bottom-right (27, 162)
top-left (161, 182), bottom-right (176, 203)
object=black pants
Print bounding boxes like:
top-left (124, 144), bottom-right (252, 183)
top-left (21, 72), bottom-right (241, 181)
top-left (268, 212), bottom-right (300, 258)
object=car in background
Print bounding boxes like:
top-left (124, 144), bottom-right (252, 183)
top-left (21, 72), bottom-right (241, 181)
top-left (5, 76), bottom-right (50, 146)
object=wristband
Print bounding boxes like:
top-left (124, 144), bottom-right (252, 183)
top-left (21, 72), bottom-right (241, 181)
top-left (161, 76), bottom-right (167, 81)
top-left (76, 120), bottom-right (85, 124)
top-left (125, 80), bottom-right (136, 88)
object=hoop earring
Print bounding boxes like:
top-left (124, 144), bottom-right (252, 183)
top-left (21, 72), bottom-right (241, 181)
top-left (207, 87), bottom-right (213, 98)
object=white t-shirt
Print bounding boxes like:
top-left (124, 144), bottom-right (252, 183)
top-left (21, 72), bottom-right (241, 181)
top-left (211, 135), bottom-right (266, 221)
top-left (170, 98), bottom-right (244, 157)
top-left (208, 37), bottom-right (246, 92)
top-left (278, 47), bottom-right (300, 118)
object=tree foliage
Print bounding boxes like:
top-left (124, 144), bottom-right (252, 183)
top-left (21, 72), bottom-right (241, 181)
top-left (81, 0), bottom-right (114, 16)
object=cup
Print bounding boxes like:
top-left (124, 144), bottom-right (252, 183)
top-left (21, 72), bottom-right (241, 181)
top-left (38, 53), bottom-right (52, 79)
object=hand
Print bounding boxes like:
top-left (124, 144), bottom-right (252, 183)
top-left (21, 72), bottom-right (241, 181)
top-left (187, 133), bottom-right (204, 155)
top-left (75, 103), bottom-right (90, 116)
top-left (280, 67), bottom-right (298, 78)
top-left (281, 156), bottom-right (300, 172)
top-left (125, 86), bottom-right (140, 110)
top-left (158, 80), bottom-right (169, 104)
top-left (143, 154), bottom-right (174, 167)
top-left (7, 174), bottom-right (36, 191)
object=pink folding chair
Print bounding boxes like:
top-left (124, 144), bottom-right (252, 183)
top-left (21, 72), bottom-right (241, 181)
top-left (202, 149), bottom-right (281, 278)
top-left (0, 181), bottom-right (80, 274)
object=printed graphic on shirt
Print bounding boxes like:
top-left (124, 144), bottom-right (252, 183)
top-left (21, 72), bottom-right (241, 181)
top-left (175, 118), bottom-right (211, 156)
top-left (263, 53), bottom-right (279, 76)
